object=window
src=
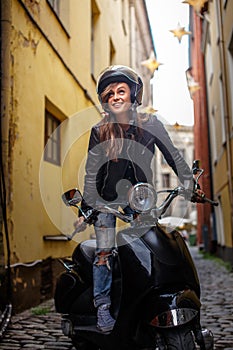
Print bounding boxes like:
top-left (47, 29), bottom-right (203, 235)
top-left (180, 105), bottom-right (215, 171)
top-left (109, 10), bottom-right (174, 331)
top-left (121, 0), bottom-right (127, 35)
top-left (44, 110), bottom-right (61, 165)
top-left (48, 0), bottom-right (60, 13)
top-left (219, 74), bottom-right (226, 144)
top-left (47, 0), bottom-right (70, 33)
top-left (206, 30), bottom-right (213, 85)
top-left (223, 0), bottom-right (228, 9)
top-left (110, 38), bottom-right (116, 65)
top-left (210, 105), bottom-right (217, 163)
top-left (162, 173), bottom-right (170, 188)
top-left (161, 154), bottom-right (167, 165)
top-left (214, 0), bottom-right (220, 43)
top-left (228, 31), bottom-right (233, 124)
top-left (215, 197), bottom-right (225, 246)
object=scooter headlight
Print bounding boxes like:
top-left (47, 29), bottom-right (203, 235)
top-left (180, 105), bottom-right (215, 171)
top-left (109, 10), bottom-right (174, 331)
top-left (128, 183), bottom-right (157, 213)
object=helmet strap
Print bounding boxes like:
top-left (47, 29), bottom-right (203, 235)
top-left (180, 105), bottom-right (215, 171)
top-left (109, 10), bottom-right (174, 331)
top-left (129, 101), bottom-right (138, 128)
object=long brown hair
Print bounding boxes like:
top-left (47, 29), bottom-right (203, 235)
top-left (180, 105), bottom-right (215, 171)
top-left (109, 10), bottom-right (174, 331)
top-left (99, 83), bottom-right (144, 160)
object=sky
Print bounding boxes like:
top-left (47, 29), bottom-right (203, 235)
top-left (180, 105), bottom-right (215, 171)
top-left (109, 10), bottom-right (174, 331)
top-left (145, 0), bottom-right (194, 126)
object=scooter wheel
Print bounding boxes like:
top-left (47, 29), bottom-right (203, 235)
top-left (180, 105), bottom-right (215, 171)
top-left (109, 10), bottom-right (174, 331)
top-left (162, 327), bottom-right (197, 350)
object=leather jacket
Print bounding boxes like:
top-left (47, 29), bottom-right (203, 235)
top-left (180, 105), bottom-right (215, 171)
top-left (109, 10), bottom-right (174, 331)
top-left (81, 114), bottom-right (193, 211)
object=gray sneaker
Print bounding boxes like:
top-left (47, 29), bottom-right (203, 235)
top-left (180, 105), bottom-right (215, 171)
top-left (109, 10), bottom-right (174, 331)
top-left (97, 304), bottom-right (115, 333)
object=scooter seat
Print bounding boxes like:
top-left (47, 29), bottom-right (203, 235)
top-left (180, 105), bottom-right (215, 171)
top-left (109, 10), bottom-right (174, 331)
top-left (73, 239), bottom-right (96, 263)
top-left (71, 240), bottom-right (95, 283)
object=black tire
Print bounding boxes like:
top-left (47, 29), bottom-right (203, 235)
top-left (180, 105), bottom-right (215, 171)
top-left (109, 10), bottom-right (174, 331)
top-left (162, 327), bottom-right (197, 350)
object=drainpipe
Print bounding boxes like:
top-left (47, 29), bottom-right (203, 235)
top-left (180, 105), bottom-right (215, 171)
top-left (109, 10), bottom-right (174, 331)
top-left (1, 1), bottom-right (11, 172)
top-left (217, 0), bottom-right (233, 242)
top-left (0, 0), bottom-right (12, 338)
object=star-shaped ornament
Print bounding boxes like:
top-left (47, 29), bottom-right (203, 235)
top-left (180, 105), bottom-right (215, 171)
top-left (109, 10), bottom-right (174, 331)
top-left (182, 0), bottom-right (208, 14)
top-left (142, 105), bottom-right (158, 115)
top-left (188, 82), bottom-right (201, 95)
top-left (169, 23), bottom-right (192, 43)
top-left (173, 122), bottom-right (181, 130)
top-left (186, 71), bottom-right (200, 97)
top-left (141, 51), bottom-right (162, 74)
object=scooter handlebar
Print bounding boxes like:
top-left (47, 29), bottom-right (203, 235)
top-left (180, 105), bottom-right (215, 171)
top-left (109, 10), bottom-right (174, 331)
top-left (202, 196), bottom-right (219, 206)
top-left (192, 190), bottom-right (219, 206)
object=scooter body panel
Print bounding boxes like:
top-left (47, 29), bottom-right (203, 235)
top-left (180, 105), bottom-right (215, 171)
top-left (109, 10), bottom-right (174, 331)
top-left (55, 223), bottom-right (203, 349)
top-left (117, 224), bottom-right (200, 299)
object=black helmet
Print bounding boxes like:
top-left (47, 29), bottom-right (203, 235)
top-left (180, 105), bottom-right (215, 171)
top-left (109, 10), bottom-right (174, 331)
top-left (96, 65), bottom-right (143, 106)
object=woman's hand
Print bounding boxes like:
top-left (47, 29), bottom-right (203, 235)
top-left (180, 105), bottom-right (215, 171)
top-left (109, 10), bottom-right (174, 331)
top-left (193, 188), bottom-right (206, 203)
top-left (74, 216), bottom-right (87, 232)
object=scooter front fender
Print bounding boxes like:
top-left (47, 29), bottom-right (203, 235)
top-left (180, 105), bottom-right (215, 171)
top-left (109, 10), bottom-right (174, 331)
top-left (149, 289), bottom-right (201, 328)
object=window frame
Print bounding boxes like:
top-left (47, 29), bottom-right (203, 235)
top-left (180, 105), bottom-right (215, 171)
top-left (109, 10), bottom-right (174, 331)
top-left (46, 0), bottom-right (70, 36)
top-left (162, 173), bottom-right (170, 188)
top-left (44, 110), bottom-right (61, 166)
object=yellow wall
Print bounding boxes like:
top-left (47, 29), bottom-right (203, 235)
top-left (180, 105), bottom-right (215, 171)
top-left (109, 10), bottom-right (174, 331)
top-left (2, 0), bottom-right (155, 265)
top-left (206, 0), bottom-right (233, 250)
top-left (5, 0), bottom-right (145, 265)
top-left (0, 0), bottom-right (155, 311)
top-left (8, 1), bottom-right (96, 263)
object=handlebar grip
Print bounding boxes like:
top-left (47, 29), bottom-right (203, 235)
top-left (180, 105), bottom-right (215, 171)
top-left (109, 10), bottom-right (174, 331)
top-left (204, 196), bottom-right (219, 206)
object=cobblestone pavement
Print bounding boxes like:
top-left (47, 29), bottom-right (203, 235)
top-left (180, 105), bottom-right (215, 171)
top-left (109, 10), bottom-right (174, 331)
top-left (194, 247), bottom-right (233, 350)
top-left (0, 246), bottom-right (233, 349)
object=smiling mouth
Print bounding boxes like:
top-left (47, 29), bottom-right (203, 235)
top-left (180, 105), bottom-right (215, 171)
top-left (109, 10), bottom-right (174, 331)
top-left (112, 103), bottom-right (123, 108)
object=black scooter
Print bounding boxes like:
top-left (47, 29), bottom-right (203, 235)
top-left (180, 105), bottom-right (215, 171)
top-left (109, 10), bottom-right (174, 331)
top-left (54, 160), bottom-right (218, 350)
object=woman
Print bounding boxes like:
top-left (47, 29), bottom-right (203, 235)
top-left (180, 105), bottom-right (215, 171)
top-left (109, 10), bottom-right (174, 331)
top-left (76, 65), bottom-right (199, 333)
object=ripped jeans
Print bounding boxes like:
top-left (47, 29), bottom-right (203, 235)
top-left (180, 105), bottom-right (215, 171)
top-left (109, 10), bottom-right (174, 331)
top-left (93, 212), bottom-right (116, 308)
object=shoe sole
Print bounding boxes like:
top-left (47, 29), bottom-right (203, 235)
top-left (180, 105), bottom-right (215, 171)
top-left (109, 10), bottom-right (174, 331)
top-left (96, 325), bottom-right (114, 333)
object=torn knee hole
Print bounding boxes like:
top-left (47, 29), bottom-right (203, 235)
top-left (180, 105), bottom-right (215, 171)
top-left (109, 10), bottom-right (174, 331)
top-left (95, 251), bottom-right (111, 266)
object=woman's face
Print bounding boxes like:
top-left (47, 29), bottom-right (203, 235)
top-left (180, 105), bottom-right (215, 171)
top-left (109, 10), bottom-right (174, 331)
top-left (107, 82), bottom-right (131, 115)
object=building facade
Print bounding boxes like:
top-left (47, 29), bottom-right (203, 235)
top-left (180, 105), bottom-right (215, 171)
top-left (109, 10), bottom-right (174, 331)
top-left (154, 123), bottom-right (195, 224)
top-left (0, 0), bottom-right (155, 312)
top-left (188, 3), bottom-right (213, 253)
top-left (189, 0), bottom-right (233, 265)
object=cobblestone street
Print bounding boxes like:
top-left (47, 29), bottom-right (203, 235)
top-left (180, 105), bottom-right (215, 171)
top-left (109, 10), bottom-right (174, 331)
top-left (1, 246), bottom-right (233, 349)
top-left (194, 248), bottom-right (233, 349)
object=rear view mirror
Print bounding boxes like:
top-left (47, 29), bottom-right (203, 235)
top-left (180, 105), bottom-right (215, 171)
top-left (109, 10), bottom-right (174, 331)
top-left (192, 160), bottom-right (201, 175)
top-left (62, 189), bottom-right (82, 207)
